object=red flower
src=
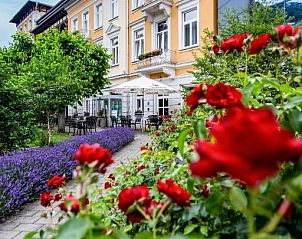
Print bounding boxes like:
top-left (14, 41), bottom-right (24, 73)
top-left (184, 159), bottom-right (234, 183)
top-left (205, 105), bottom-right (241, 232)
top-left (186, 84), bottom-right (204, 116)
top-left (59, 195), bottom-right (89, 213)
top-left (137, 165), bottom-right (145, 172)
top-left (249, 33), bottom-right (271, 55)
top-left (54, 193), bottom-right (62, 202)
top-left (74, 144), bottom-right (113, 173)
top-left (154, 169), bottom-right (160, 175)
top-left (40, 192), bottom-right (53, 207)
top-left (118, 185), bottom-right (151, 223)
top-left (190, 108), bottom-right (302, 187)
top-left (104, 182), bottom-right (111, 189)
top-left (205, 83), bottom-right (243, 109)
top-left (155, 131), bottom-right (161, 136)
top-left (220, 33), bottom-right (249, 53)
top-left (47, 175), bottom-right (66, 188)
top-left (157, 179), bottom-right (191, 206)
top-left (275, 24), bottom-right (294, 41)
top-left (212, 44), bottom-right (220, 55)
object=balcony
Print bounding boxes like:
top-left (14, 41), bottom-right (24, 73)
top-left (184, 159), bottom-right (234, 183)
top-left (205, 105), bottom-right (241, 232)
top-left (142, 0), bottom-right (172, 21)
top-left (79, 29), bottom-right (91, 38)
top-left (136, 49), bottom-right (176, 76)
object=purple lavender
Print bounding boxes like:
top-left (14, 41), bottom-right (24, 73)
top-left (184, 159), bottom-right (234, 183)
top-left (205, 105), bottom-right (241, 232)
top-left (0, 127), bottom-right (134, 218)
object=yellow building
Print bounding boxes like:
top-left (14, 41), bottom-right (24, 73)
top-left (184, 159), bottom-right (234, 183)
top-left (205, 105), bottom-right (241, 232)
top-left (10, 0), bottom-right (250, 118)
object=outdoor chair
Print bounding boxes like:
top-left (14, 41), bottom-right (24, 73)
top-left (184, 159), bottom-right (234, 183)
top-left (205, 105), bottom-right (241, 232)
top-left (119, 116), bottom-right (128, 127)
top-left (110, 116), bottom-right (118, 127)
top-left (132, 115), bottom-right (143, 130)
top-left (85, 116), bottom-right (97, 133)
top-left (145, 115), bottom-right (160, 131)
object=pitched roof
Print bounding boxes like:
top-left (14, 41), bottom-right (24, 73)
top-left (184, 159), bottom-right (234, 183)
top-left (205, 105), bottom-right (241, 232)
top-left (10, 0), bottom-right (52, 24)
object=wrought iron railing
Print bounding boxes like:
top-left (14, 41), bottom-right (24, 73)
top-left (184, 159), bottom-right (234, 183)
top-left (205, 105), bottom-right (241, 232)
top-left (137, 49), bottom-right (176, 69)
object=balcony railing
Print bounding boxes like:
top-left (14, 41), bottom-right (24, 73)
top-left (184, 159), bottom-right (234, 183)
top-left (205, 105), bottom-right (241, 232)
top-left (137, 49), bottom-right (176, 69)
top-left (79, 29), bottom-right (91, 37)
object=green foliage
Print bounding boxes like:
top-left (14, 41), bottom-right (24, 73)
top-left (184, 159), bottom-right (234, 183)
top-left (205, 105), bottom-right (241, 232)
top-left (219, 1), bottom-right (290, 38)
top-left (0, 34), bottom-right (36, 152)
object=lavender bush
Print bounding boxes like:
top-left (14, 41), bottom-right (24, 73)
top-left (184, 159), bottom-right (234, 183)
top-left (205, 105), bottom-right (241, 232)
top-left (0, 127), bottom-right (134, 218)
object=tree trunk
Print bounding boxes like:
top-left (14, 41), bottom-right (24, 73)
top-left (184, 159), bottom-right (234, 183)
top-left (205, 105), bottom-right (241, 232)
top-left (57, 107), bottom-right (66, 133)
top-left (46, 113), bottom-right (51, 145)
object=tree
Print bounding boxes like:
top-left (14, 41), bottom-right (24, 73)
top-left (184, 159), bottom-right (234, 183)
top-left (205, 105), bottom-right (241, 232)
top-left (24, 30), bottom-right (110, 141)
top-left (0, 34), bottom-right (36, 153)
top-left (219, 1), bottom-right (291, 38)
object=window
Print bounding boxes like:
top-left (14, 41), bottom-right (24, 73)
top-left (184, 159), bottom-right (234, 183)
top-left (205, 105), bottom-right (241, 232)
top-left (133, 0), bottom-right (144, 9)
top-left (94, 4), bottom-right (103, 29)
top-left (182, 8), bottom-right (198, 48)
top-left (82, 11), bottom-right (89, 36)
top-left (28, 19), bottom-right (32, 31)
top-left (85, 100), bottom-right (91, 113)
top-left (157, 21), bottom-right (168, 50)
top-left (110, 37), bottom-right (119, 66)
top-left (158, 95), bottom-right (169, 116)
top-left (72, 18), bottom-right (78, 32)
top-left (133, 28), bottom-right (144, 61)
top-left (110, 0), bottom-right (118, 19)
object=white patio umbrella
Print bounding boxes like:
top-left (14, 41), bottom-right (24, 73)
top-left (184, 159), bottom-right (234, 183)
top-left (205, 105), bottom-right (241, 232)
top-left (105, 76), bottom-right (178, 95)
top-left (104, 76), bottom-right (178, 119)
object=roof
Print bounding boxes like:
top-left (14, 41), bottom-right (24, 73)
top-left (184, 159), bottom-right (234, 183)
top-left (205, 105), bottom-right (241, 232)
top-left (10, 1), bottom-right (52, 24)
top-left (31, 0), bottom-right (70, 34)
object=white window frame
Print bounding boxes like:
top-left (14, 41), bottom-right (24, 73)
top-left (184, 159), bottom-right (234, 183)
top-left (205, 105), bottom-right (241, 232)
top-left (152, 16), bottom-right (171, 51)
top-left (110, 0), bottom-right (118, 19)
top-left (132, 0), bottom-right (144, 10)
top-left (28, 19), bottom-right (32, 31)
top-left (110, 36), bottom-right (119, 66)
top-left (178, 1), bottom-right (199, 50)
top-left (82, 11), bottom-right (89, 36)
top-left (132, 27), bottom-right (145, 62)
top-left (94, 3), bottom-right (103, 30)
top-left (71, 18), bottom-right (78, 32)
top-left (158, 95), bottom-right (169, 116)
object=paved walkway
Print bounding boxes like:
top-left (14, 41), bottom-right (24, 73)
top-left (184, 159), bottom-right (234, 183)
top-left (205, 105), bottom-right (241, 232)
top-left (0, 132), bottom-right (150, 239)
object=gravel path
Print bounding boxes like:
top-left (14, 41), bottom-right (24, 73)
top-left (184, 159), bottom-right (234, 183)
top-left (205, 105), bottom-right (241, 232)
top-left (0, 132), bottom-right (150, 239)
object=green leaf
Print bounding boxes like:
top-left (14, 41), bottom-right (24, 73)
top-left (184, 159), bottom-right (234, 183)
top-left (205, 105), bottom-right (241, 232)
top-left (199, 225), bottom-right (209, 236)
top-left (178, 128), bottom-right (191, 157)
top-left (184, 224), bottom-right (199, 235)
top-left (134, 231), bottom-right (153, 239)
top-left (57, 217), bottom-right (93, 239)
top-left (123, 224), bottom-right (133, 233)
top-left (229, 187), bottom-right (247, 213)
top-left (23, 231), bottom-right (38, 239)
top-left (288, 108), bottom-right (302, 133)
top-left (193, 120), bottom-right (207, 139)
top-left (187, 177), bottom-right (195, 194)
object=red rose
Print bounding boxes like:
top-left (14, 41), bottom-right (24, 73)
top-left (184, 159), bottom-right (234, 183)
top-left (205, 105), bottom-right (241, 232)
top-left (190, 108), bottom-right (302, 187)
top-left (275, 24), bottom-right (294, 41)
top-left (249, 33), bottom-right (271, 55)
top-left (47, 175), bottom-right (66, 188)
top-left (74, 144), bottom-right (113, 173)
top-left (104, 182), bottom-right (111, 189)
top-left (186, 84), bottom-right (204, 116)
top-left (220, 33), bottom-right (249, 53)
top-left (212, 44), bottom-right (220, 55)
top-left (154, 169), bottom-right (160, 175)
top-left (205, 83), bottom-right (243, 109)
top-left (40, 192), bottom-right (53, 207)
top-left (118, 185), bottom-right (150, 223)
top-left (137, 165), bottom-right (145, 172)
top-left (157, 179), bottom-right (191, 206)
top-left (54, 193), bottom-right (62, 202)
top-left (59, 195), bottom-right (89, 213)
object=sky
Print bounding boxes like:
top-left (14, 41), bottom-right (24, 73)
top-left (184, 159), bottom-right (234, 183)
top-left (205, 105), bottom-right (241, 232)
top-left (0, 0), bottom-right (59, 47)
top-left (1, 0), bottom-right (302, 47)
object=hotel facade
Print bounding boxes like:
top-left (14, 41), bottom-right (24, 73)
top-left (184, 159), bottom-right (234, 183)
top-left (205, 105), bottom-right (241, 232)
top-left (11, 0), bottom-right (250, 119)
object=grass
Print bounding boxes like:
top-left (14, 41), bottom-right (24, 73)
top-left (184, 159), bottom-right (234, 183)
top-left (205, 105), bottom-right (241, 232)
top-left (28, 129), bottom-right (72, 148)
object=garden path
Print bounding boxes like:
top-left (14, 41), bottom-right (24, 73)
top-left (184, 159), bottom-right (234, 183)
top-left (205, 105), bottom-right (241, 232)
top-left (0, 132), bottom-right (150, 239)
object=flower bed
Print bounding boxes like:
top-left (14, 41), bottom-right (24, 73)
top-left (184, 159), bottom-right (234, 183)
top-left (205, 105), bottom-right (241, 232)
top-left (0, 127), bottom-right (134, 218)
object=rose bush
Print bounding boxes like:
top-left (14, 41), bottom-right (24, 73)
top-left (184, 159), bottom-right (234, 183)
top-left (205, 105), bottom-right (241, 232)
top-left (26, 24), bottom-right (302, 239)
